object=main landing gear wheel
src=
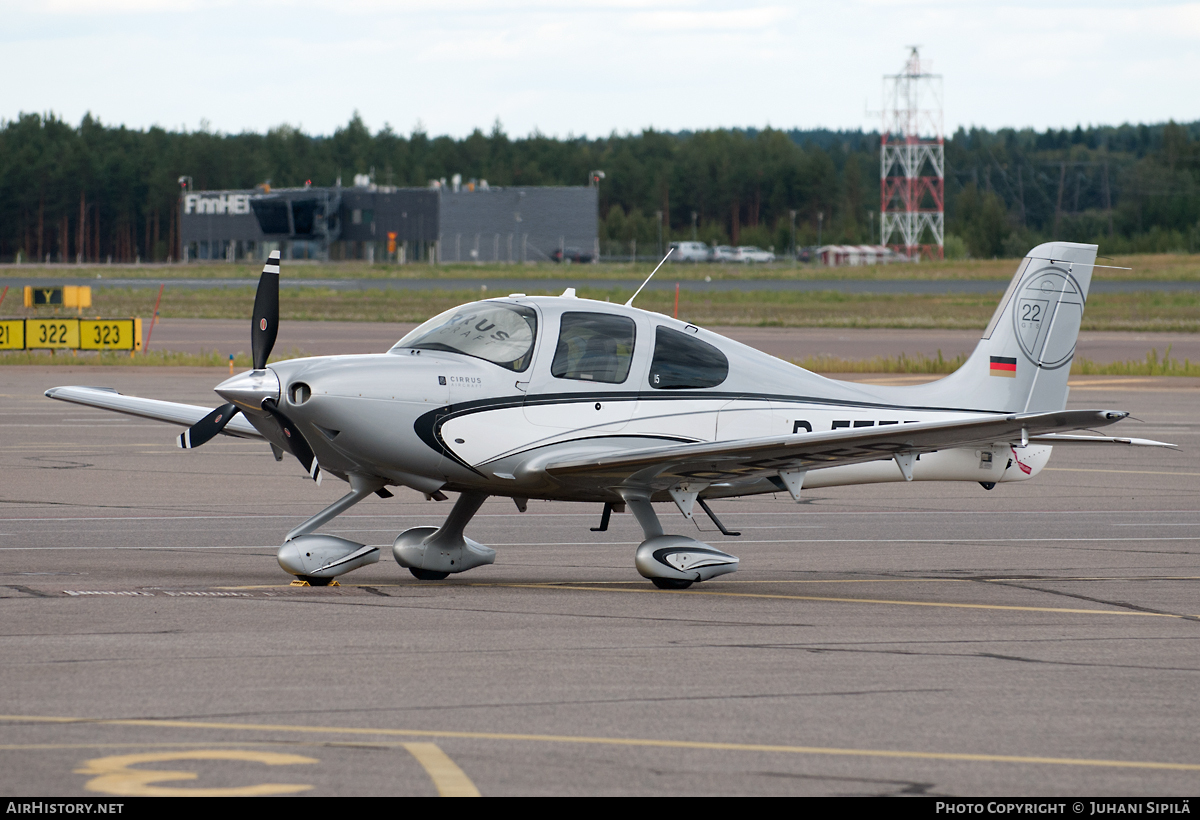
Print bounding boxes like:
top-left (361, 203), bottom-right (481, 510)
top-left (410, 568), bottom-right (450, 581)
top-left (651, 578), bottom-right (693, 590)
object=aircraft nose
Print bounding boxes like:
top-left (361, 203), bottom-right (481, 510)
top-left (215, 368), bottom-right (280, 413)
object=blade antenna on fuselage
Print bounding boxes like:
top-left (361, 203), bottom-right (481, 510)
top-left (624, 247), bottom-right (674, 307)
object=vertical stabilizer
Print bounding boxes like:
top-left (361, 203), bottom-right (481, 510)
top-left (917, 242), bottom-right (1096, 413)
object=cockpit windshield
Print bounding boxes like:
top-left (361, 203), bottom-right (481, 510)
top-left (392, 302), bottom-right (538, 372)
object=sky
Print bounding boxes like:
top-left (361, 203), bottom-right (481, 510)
top-left (4, 0), bottom-right (1199, 139)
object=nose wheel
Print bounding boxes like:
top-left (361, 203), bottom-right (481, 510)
top-left (409, 568), bottom-right (450, 581)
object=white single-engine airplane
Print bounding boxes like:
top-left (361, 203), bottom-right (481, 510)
top-left (47, 242), bottom-right (1173, 588)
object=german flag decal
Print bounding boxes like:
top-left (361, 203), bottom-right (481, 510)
top-left (990, 356), bottom-right (1017, 378)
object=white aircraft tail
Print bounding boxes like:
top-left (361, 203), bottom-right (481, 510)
top-left (916, 242), bottom-right (1097, 413)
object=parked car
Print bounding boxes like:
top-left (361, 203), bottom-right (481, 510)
top-left (550, 248), bottom-right (595, 263)
top-left (668, 241), bottom-right (712, 262)
top-left (711, 245), bottom-right (739, 262)
top-left (737, 246), bottom-right (776, 263)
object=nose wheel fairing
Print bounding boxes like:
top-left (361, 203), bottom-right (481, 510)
top-left (277, 534), bottom-right (380, 580)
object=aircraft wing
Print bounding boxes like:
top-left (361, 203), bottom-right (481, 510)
top-left (44, 386), bottom-right (264, 440)
top-left (543, 409), bottom-right (1143, 488)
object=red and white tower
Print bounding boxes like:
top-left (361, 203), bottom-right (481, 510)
top-left (880, 47), bottom-right (944, 260)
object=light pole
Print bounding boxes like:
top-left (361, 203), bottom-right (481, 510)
top-left (691, 211), bottom-right (697, 241)
top-left (789, 209), bottom-right (797, 259)
top-left (655, 210), bottom-right (663, 257)
top-left (177, 177), bottom-right (193, 264)
top-left (816, 211), bottom-right (824, 266)
top-left (591, 172), bottom-right (606, 257)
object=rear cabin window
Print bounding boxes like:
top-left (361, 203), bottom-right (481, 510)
top-left (551, 312), bottom-right (636, 384)
top-left (395, 302), bottom-right (537, 372)
top-left (648, 326), bottom-right (728, 389)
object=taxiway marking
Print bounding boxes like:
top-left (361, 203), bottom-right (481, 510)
top-left (333, 575), bottom-right (1200, 589)
top-left (3, 741), bottom-right (477, 797)
top-left (710, 576), bottom-right (1200, 584)
top-left (3, 714), bottom-right (1198, 774)
top-left (1045, 467), bottom-right (1200, 477)
top-left (75, 749), bottom-right (315, 797)
top-left (486, 583), bottom-right (1192, 618)
top-left (402, 742), bottom-right (481, 797)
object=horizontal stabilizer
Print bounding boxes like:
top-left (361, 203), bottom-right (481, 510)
top-left (44, 386), bottom-right (263, 439)
top-left (1029, 433), bottom-right (1177, 448)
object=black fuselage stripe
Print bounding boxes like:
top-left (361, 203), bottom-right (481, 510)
top-left (452, 390), bottom-right (1002, 416)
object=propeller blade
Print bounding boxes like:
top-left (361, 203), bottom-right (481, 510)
top-left (262, 398), bottom-right (320, 483)
top-left (177, 403), bottom-right (240, 449)
top-left (251, 250), bottom-right (281, 370)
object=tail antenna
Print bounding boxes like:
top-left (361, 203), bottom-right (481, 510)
top-left (624, 247), bottom-right (674, 307)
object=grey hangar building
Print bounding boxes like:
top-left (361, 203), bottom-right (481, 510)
top-left (180, 183), bottom-right (599, 264)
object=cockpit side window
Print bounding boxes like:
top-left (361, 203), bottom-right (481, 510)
top-left (395, 302), bottom-right (538, 372)
top-left (551, 312), bottom-right (636, 384)
top-left (648, 326), bottom-right (728, 389)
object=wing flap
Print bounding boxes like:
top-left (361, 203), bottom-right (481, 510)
top-left (45, 385), bottom-right (263, 439)
top-left (543, 409), bottom-right (1132, 487)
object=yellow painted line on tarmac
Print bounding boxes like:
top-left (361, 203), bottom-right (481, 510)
top-left (1067, 378), bottom-right (1162, 386)
top-left (1066, 378), bottom-right (1200, 391)
top-left (402, 742), bottom-right (481, 797)
top-left (75, 749), bottom-right (316, 797)
top-left (723, 578), bottom-right (969, 584)
top-left (1046, 467), bottom-right (1200, 477)
top-left (0, 742), bottom-right (317, 751)
top-left (983, 576), bottom-right (1200, 583)
top-left (489, 583), bottom-right (1187, 618)
top-left (3, 714), bottom-right (1198, 774)
top-left (220, 575), bottom-right (1200, 594)
top-left (2, 739), bottom-right (476, 797)
top-left (723, 576), bottom-right (1200, 584)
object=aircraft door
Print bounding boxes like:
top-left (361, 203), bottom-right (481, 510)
top-left (639, 324), bottom-right (735, 444)
top-left (523, 310), bottom-right (640, 432)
